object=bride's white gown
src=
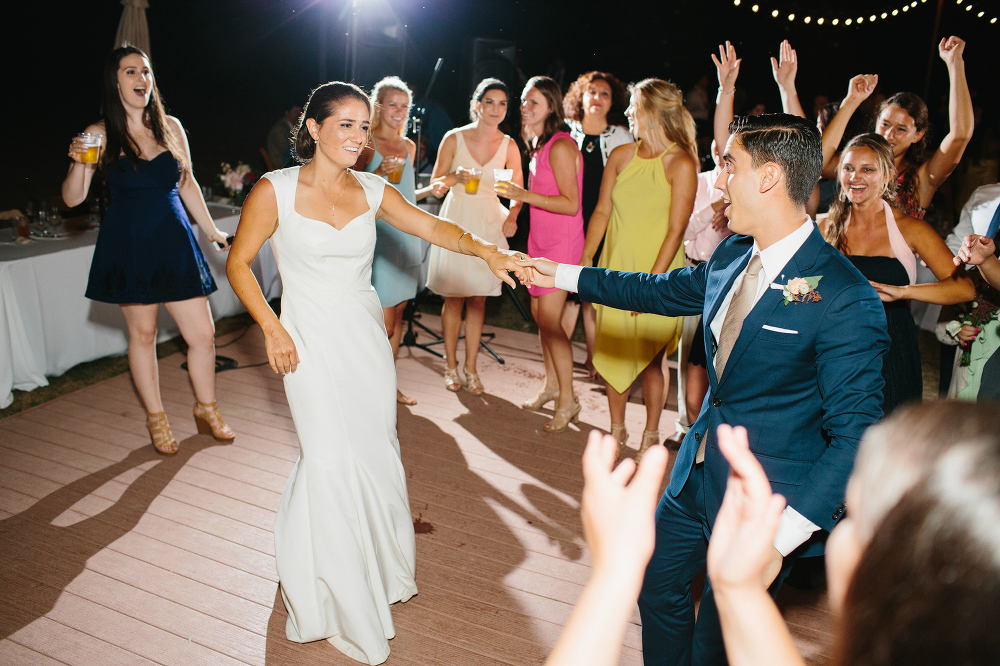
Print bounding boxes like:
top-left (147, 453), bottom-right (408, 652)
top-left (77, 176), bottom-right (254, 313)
top-left (263, 166), bottom-right (417, 665)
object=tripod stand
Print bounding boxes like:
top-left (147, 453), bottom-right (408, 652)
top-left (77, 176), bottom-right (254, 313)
top-left (400, 288), bottom-right (512, 364)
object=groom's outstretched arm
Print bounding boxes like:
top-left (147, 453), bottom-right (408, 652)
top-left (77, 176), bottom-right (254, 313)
top-left (576, 264), bottom-right (709, 318)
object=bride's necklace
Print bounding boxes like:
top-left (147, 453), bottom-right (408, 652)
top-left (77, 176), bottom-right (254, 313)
top-left (320, 174), bottom-right (350, 213)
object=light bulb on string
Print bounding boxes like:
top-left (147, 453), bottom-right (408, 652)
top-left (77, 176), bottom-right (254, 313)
top-left (845, 18), bottom-right (852, 24)
top-left (804, 15), bottom-right (811, 22)
top-left (788, 13), bottom-right (795, 20)
top-left (817, 17), bottom-right (824, 24)
top-left (752, 4), bottom-right (759, 11)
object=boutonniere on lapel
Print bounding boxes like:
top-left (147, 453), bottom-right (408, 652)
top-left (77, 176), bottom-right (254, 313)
top-left (772, 276), bottom-right (823, 305)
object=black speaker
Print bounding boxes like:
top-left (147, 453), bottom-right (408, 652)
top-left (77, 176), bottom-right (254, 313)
top-left (468, 38), bottom-right (519, 96)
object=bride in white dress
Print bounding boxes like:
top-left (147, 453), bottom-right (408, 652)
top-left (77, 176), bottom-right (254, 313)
top-left (226, 82), bottom-right (527, 665)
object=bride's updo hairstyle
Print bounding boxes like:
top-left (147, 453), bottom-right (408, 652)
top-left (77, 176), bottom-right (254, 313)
top-left (293, 81), bottom-right (371, 163)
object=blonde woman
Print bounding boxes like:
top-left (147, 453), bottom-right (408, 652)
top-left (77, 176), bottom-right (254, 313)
top-left (817, 133), bottom-right (973, 414)
top-left (355, 76), bottom-right (434, 405)
top-left (582, 79), bottom-right (698, 459)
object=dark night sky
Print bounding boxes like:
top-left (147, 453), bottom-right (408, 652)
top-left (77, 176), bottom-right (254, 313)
top-left (2, 0), bottom-right (995, 210)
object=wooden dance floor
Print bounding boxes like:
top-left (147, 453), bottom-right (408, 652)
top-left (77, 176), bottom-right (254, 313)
top-left (0, 315), bottom-right (833, 664)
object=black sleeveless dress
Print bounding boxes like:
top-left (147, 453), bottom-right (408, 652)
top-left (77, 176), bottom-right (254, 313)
top-left (849, 255), bottom-right (922, 415)
top-left (85, 153), bottom-right (217, 304)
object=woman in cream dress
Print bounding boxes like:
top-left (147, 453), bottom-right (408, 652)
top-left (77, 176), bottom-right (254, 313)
top-left (426, 78), bottom-right (524, 395)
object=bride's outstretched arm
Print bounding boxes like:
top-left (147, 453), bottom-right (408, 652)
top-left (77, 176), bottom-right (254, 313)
top-left (377, 184), bottom-right (528, 288)
top-left (226, 179), bottom-right (300, 375)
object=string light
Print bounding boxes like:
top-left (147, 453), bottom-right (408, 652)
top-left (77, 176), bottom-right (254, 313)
top-left (726, 1), bottom-right (997, 27)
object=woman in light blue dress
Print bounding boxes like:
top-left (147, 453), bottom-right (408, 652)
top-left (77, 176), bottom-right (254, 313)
top-left (356, 77), bottom-right (436, 404)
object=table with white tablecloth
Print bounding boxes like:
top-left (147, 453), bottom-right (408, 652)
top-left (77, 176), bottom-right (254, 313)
top-left (0, 204), bottom-right (281, 408)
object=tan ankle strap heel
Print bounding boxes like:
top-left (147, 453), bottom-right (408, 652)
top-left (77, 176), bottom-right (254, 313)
top-left (193, 401), bottom-right (236, 442)
top-left (146, 411), bottom-right (179, 455)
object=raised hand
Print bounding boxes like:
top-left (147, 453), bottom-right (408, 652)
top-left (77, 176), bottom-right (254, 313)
top-left (712, 41), bottom-right (741, 93)
top-left (770, 40), bottom-right (797, 90)
top-left (581, 430), bottom-right (668, 591)
top-left (939, 35), bottom-right (966, 68)
top-left (706, 425), bottom-right (787, 591)
top-left (954, 234), bottom-right (996, 266)
top-left (843, 74), bottom-right (878, 107)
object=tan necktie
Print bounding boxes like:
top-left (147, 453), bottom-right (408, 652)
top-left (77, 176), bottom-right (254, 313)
top-left (697, 253), bottom-right (762, 464)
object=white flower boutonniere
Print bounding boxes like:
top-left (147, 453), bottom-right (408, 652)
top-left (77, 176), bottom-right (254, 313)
top-left (777, 276), bottom-right (823, 305)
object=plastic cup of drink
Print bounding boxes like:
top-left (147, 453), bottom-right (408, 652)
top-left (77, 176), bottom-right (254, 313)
top-left (464, 168), bottom-right (483, 194)
top-left (493, 168), bottom-right (513, 183)
top-left (77, 133), bottom-right (103, 164)
top-left (385, 156), bottom-right (405, 184)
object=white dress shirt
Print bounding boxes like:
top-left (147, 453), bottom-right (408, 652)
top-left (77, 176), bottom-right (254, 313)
top-left (555, 219), bottom-right (821, 556)
top-left (946, 183), bottom-right (1000, 255)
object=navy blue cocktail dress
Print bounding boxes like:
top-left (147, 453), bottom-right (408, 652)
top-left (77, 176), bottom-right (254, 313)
top-left (85, 152), bottom-right (217, 304)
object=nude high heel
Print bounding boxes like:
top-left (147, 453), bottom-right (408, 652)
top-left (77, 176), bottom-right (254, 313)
top-left (544, 399), bottom-right (581, 433)
top-left (522, 386), bottom-right (559, 411)
top-left (146, 411), bottom-right (179, 455)
top-left (194, 400), bottom-right (236, 442)
top-left (611, 423), bottom-right (629, 462)
top-left (636, 429), bottom-right (660, 464)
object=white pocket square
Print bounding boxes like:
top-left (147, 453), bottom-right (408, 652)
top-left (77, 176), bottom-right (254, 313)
top-left (762, 324), bottom-right (798, 334)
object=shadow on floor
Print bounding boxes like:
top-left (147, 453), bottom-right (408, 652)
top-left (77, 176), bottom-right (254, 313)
top-left (0, 435), bottom-right (223, 639)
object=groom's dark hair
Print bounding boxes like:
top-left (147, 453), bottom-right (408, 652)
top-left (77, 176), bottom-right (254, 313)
top-left (728, 114), bottom-right (822, 206)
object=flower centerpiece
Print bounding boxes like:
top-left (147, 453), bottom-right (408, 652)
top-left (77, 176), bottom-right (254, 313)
top-left (218, 162), bottom-right (257, 207)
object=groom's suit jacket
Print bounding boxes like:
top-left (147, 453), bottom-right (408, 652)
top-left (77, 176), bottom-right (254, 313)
top-left (578, 227), bottom-right (889, 546)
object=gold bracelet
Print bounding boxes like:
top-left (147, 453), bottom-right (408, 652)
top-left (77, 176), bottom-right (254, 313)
top-left (543, 195), bottom-right (549, 210)
top-left (457, 231), bottom-right (470, 253)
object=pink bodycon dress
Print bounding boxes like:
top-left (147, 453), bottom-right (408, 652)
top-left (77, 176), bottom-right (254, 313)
top-left (527, 131), bottom-right (585, 297)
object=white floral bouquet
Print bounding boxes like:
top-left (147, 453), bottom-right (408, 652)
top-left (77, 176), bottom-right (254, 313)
top-left (218, 161), bottom-right (257, 206)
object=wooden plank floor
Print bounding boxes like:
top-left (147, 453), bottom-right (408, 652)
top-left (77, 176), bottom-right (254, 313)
top-left (0, 314), bottom-right (833, 665)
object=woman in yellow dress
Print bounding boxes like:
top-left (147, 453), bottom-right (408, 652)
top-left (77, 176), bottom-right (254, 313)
top-left (581, 78), bottom-right (698, 460)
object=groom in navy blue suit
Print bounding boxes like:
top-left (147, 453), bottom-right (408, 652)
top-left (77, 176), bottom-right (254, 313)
top-left (519, 114), bottom-right (889, 664)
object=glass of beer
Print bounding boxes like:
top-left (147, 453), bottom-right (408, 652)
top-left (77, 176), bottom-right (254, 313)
top-left (77, 133), bottom-right (103, 164)
top-left (464, 168), bottom-right (483, 194)
top-left (384, 156), bottom-right (405, 184)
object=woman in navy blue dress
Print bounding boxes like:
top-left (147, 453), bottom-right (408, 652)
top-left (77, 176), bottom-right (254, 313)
top-left (62, 45), bottom-right (234, 455)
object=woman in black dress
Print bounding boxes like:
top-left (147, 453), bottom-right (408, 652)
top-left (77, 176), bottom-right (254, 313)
top-left (62, 46), bottom-right (234, 454)
top-left (817, 134), bottom-right (974, 414)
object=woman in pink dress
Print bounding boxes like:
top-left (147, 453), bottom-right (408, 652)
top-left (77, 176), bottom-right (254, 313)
top-left (497, 76), bottom-right (584, 432)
